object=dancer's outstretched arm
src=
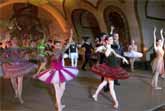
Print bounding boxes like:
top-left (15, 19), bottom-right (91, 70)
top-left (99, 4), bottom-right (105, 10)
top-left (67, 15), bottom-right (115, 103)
top-left (111, 49), bottom-right (129, 64)
top-left (110, 25), bottom-right (115, 35)
top-left (153, 27), bottom-right (157, 50)
top-left (160, 28), bottom-right (164, 47)
top-left (63, 29), bottom-right (73, 52)
top-left (95, 45), bottom-right (106, 53)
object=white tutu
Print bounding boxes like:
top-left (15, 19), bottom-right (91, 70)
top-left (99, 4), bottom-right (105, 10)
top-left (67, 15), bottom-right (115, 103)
top-left (37, 67), bottom-right (79, 84)
top-left (124, 51), bottom-right (143, 58)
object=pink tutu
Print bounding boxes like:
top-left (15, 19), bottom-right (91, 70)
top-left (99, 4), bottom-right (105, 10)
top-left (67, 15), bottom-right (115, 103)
top-left (36, 54), bottom-right (79, 84)
top-left (151, 57), bottom-right (164, 74)
top-left (37, 67), bottom-right (78, 84)
top-left (151, 48), bottom-right (164, 74)
top-left (3, 62), bottom-right (37, 79)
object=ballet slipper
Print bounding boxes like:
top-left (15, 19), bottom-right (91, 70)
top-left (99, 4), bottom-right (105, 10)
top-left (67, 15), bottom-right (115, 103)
top-left (151, 82), bottom-right (154, 88)
top-left (58, 105), bottom-right (66, 111)
top-left (161, 74), bottom-right (165, 79)
top-left (131, 68), bottom-right (134, 72)
top-left (92, 94), bottom-right (98, 102)
top-left (18, 97), bottom-right (24, 104)
top-left (14, 90), bottom-right (18, 98)
top-left (32, 74), bottom-right (38, 79)
top-left (112, 102), bottom-right (119, 109)
top-left (152, 85), bottom-right (162, 90)
top-left (61, 104), bottom-right (66, 110)
top-left (154, 86), bottom-right (162, 90)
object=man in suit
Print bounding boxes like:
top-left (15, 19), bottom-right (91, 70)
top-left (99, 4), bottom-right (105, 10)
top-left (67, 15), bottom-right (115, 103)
top-left (81, 39), bottom-right (94, 70)
top-left (111, 33), bottom-right (124, 85)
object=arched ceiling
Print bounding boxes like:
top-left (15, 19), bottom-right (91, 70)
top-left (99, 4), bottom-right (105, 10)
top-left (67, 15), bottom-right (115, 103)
top-left (0, 0), bottom-right (68, 32)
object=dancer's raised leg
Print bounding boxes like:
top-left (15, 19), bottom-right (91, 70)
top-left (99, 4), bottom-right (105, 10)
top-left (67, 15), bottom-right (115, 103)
top-left (92, 80), bottom-right (107, 101)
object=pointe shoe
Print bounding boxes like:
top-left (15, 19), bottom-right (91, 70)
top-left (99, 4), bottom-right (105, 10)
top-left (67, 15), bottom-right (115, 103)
top-left (131, 69), bottom-right (134, 72)
top-left (92, 94), bottom-right (98, 101)
top-left (151, 81), bottom-right (154, 87)
top-left (32, 74), bottom-right (38, 79)
top-left (112, 102), bottom-right (119, 109)
top-left (57, 104), bottom-right (66, 111)
top-left (15, 91), bottom-right (18, 98)
top-left (32, 75), bottom-right (36, 79)
top-left (161, 74), bottom-right (165, 79)
top-left (61, 104), bottom-right (66, 110)
top-left (19, 98), bottom-right (24, 104)
top-left (154, 86), bottom-right (162, 90)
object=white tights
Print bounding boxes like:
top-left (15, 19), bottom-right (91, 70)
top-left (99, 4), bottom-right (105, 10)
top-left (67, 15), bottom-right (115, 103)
top-left (152, 72), bottom-right (161, 89)
top-left (130, 58), bottom-right (135, 72)
top-left (93, 80), bottom-right (118, 108)
top-left (11, 76), bottom-right (24, 104)
top-left (71, 57), bottom-right (78, 67)
top-left (53, 82), bottom-right (66, 111)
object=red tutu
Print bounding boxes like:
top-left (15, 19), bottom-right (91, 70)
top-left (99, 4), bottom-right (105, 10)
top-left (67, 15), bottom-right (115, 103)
top-left (91, 63), bottom-right (129, 80)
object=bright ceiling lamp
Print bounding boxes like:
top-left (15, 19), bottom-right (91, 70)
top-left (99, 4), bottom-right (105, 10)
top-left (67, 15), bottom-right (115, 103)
top-left (28, 0), bottom-right (49, 6)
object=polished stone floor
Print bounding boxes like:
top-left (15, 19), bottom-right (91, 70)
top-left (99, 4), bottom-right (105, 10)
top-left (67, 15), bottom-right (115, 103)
top-left (0, 69), bottom-right (165, 111)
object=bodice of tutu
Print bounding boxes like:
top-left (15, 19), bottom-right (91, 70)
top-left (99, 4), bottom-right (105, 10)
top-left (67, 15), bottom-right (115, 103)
top-left (128, 44), bottom-right (137, 51)
top-left (106, 54), bottom-right (118, 67)
top-left (37, 50), bottom-right (79, 84)
top-left (50, 53), bottom-right (63, 70)
top-left (155, 48), bottom-right (164, 58)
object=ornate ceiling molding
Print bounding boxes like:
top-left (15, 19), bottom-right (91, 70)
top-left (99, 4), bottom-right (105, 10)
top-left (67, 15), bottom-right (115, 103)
top-left (83, 0), bottom-right (125, 9)
top-left (0, 0), bottom-right (68, 32)
top-left (83, 0), bottom-right (102, 8)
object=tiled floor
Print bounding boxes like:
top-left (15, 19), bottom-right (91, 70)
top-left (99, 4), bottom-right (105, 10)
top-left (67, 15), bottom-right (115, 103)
top-left (0, 70), bottom-right (165, 111)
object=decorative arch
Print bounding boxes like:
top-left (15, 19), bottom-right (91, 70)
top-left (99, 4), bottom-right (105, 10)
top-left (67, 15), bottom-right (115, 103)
top-left (104, 5), bottom-right (130, 49)
top-left (83, 0), bottom-right (126, 9)
top-left (71, 9), bottom-right (100, 41)
top-left (0, 0), bottom-right (67, 32)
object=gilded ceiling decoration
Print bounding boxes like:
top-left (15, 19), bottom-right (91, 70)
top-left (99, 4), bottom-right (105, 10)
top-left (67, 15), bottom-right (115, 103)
top-left (28, 0), bottom-right (49, 5)
top-left (84, 0), bottom-right (99, 7)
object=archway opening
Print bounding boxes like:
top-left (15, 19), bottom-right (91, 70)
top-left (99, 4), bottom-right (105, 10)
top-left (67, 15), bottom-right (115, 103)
top-left (104, 6), bottom-right (130, 50)
top-left (71, 9), bottom-right (100, 42)
top-left (0, 1), bottom-right (69, 44)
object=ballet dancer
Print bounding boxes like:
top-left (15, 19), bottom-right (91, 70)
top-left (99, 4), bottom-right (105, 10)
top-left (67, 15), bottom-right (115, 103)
top-left (34, 29), bottom-right (79, 111)
top-left (151, 27), bottom-right (165, 90)
top-left (91, 36), bottom-right (129, 109)
top-left (124, 40), bottom-right (143, 72)
top-left (2, 38), bottom-right (37, 104)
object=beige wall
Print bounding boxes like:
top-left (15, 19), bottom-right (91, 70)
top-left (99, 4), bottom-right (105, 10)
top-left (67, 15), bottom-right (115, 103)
top-left (137, 0), bottom-right (165, 60)
top-left (64, 0), bottom-right (141, 50)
